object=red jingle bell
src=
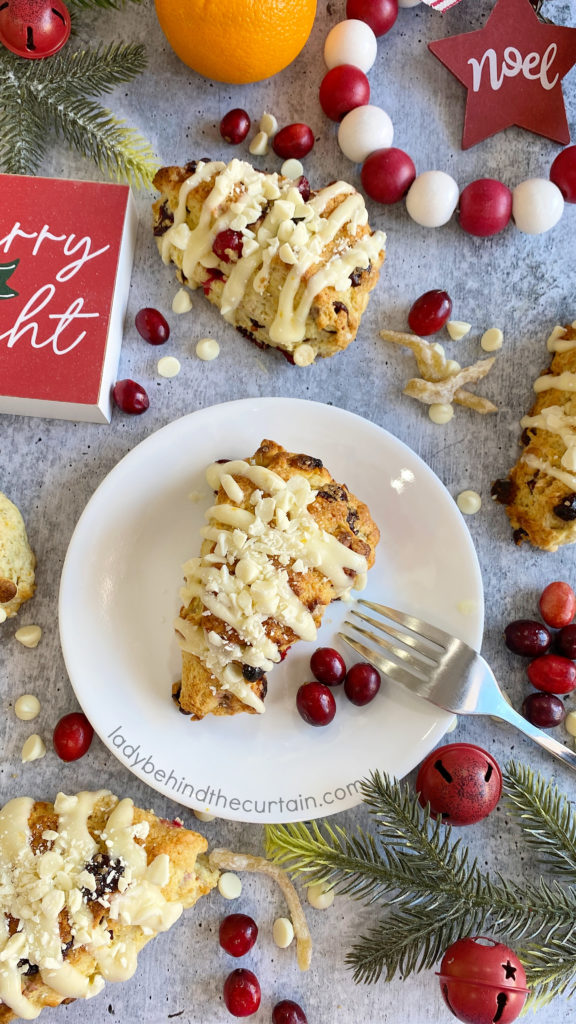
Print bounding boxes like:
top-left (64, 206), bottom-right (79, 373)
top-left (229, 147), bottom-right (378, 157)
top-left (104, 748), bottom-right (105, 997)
top-left (416, 743), bottom-right (502, 826)
top-left (0, 0), bottom-right (71, 59)
top-left (438, 937), bottom-right (528, 1024)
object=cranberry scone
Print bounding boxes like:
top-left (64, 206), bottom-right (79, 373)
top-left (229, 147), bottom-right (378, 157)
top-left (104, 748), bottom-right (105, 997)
top-left (0, 791), bottom-right (218, 1022)
top-left (173, 440), bottom-right (380, 720)
top-left (152, 158), bottom-right (386, 365)
top-left (0, 492), bottom-right (36, 618)
top-left (492, 322), bottom-right (576, 551)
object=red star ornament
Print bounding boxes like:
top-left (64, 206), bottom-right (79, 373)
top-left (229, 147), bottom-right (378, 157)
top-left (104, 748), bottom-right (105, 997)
top-left (428, 0), bottom-right (576, 149)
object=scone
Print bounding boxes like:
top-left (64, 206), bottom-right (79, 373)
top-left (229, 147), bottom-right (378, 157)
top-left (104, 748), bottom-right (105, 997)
top-left (0, 790), bottom-right (218, 1022)
top-left (174, 440), bottom-right (380, 720)
top-left (152, 158), bottom-right (386, 365)
top-left (492, 322), bottom-right (576, 551)
top-left (0, 492), bottom-right (36, 618)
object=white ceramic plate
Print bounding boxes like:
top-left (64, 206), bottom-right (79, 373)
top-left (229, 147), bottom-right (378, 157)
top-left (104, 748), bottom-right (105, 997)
top-left (59, 398), bottom-right (483, 823)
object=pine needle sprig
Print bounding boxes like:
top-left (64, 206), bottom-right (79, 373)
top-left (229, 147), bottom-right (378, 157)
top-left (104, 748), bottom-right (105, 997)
top-left (520, 934), bottom-right (576, 1009)
top-left (18, 43), bottom-right (149, 95)
top-left (0, 87), bottom-right (47, 176)
top-left (504, 761), bottom-right (576, 877)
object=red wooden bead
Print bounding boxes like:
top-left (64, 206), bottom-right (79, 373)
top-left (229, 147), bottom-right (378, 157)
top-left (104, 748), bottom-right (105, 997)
top-left (319, 65), bottom-right (370, 122)
top-left (438, 937), bottom-right (528, 1024)
top-left (550, 145), bottom-right (576, 203)
top-left (345, 0), bottom-right (398, 37)
top-left (0, 0), bottom-right (71, 58)
top-left (361, 147), bottom-right (416, 204)
top-left (416, 743), bottom-right (502, 826)
top-left (459, 179), bottom-right (512, 237)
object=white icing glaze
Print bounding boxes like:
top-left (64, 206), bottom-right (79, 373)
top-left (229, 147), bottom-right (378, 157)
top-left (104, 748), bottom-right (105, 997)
top-left (521, 405), bottom-right (576, 476)
top-left (522, 453), bottom-right (576, 491)
top-left (534, 371), bottom-right (576, 394)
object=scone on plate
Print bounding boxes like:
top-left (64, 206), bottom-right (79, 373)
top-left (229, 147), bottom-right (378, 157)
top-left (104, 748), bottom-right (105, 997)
top-left (492, 322), bottom-right (576, 551)
top-left (152, 158), bottom-right (386, 365)
top-left (0, 790), bottom-right (218, 1023)
top-left (0, 492), bottom-right (36, 618)
top-left (173, 439), bottom-right (380, 720)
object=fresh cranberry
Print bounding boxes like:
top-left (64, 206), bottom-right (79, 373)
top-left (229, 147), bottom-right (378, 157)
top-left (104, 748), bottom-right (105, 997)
top-left (346, 0), bottom-right (397, 34)
top-left (458, 179), bottom-right (512, 237)
top-left (539, 581), bottom-right (576, 628)
top-left (550, 145), bottom-right (576, 203)
top-left (220, 108), bottom-right (251, 145)
top-left (273, 124), bottom-right (315, 160)
top-left (407, 290), bottom-right (452, 336)
top-left (53, 712), bottom-right (94, 761)
top-left (112, 379), bottom-right (149, 414)
top-left (219, 914), bottom-right (258, 957)
top-left (213, 229), bottom-right (244, 263)
top-left (296, 682), bottom-right (336, 726)
top-left (558, 624), bottom-right (576, 659)
top-left (295, 176), bottom-right (311, 202)
top-left (527, 654), bottom-right (576, 695)
top-left (504, 619), bottom-right (552, 657)
top-left (344, 663), bottom-right (381, 705)
top-left (361, 147), bottom-right (416, 205)
top-left (279, 646), bottom-right (291, 662)
top-left (223, 969), bottom-right (261, 1017)
top-left (319, 65), bottom-right (370, 122)
top-left (310, 647), bottom-right (346, 685)
top-left (202, 268), bottom-right (225, 294)
top-left (134, 307), bottom-right (170, 345)
top-left (522, 692), bottom-right (565, 729)
top-left (272, 1000), bottom-right (308, 1024)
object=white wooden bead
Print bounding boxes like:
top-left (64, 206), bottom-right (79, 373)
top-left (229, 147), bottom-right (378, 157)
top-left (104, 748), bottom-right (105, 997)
top-left (15, 625), bottom-right (42, 648)
top-left (273, 917), bottom-right (294, 948)
top-left (406, 171), bottom-right (459, 228)
top-left (324, 20), bottom-right (377, 73)
top-left (14, 694), bottom-right (41, 721)
top-left (218, 872), bottom-right (242, 899)
top-left (338, 105), bottom-right (394, 164)
top-left (307, 882), bottom-right (335, 909)
top-left (512, 178), bottom-right (564, 235)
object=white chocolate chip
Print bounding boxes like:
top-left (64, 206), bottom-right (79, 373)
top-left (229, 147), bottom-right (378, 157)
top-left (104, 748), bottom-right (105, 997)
top-left (193, 809), bottom-right (216, 822)
top-left (277, 220), bottom-right (295, 243)
top-left (481, 327), bottom-right (503, 352)
top-left (157, 356), bottom-right (181, 378)
top-left (278, 242), bottom-right (298, 265)
top-left (307, 882), bottom-right (335, 910)
top-left (428, 403), bottom-right (454, 425)
top-left (457, 490), bottom-right (482, 515)
top-left (293, 343), bottom-right (315, 367)
top-left (0, 608), bottom-right (6, 623)
top-left (14, 694), bottom-right (41, 721)
top-left (260, 112), bottom-right (278, 136)
top-left (172, 288), bottom-right (193, 314)
top-left (565, 711), bottom-right (576, 737)
top-left (444, 359), bottom-right (461, 375)
top-left (218, 872), bottom-right (242, 900)
top-left (21, 734), bottom-right (46, 763)
top-left (281, 158), bottom-right (304, 180)
top-left (446, 321), bottom-right (472, 341)
top-left (15, 625), bottom-right (42, 648)
top-left (196, 337), bottom-right (220, 361)
top-left (249, 131), bottom-right (269, 156)
top-left (273, 917), bottom-right (294, 948)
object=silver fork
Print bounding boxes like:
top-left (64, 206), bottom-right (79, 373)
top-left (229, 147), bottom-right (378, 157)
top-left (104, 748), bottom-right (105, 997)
top-left (339, 598), bottom-right (576, 775)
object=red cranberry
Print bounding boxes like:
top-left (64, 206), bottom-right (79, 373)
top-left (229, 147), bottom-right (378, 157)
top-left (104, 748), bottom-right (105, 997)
top-left (504, 620), bottom-right (552, 657)
top-left (344, 662), bottom-right (381, 705)
top-left (539, 581), bottom-right (576, 628)
top-left (202, 268), bottom-right (225, 294)
top-left (458, 178), bottom-right (512, 237)
top-left (361, 147), bottom-right (416, 205)
top-left (310, 647), bottom-right (346, 685)
top-left (550, 145), bottom-right (576, 203)
top-left (558, 624), bottom-right (576, 659)
top-left (295, 175), bottom-right (311, 202)
top-left (112, 379), bottom-right (150, 415)
top-left (134, 307), bottom-right (170, 345)
top-left (407, 289), bottom-right (453, 336)
top-left (223, 968), bottom-right (261, 1017)
top-left (53, 712), bottom-right (94, 762)
top-left (527, 654), bottom-right (576, 695)
top-left (522, 692), bottom-right (565, 729)
top-left (279, 646), bottom-right (291, 662)
top-left (296, 682), bottom-right (336, 726)
top-left (220, 108), bottom-right (251, 145)
top-left (346, 0), bottom-right (398, 35)
top-left (416, 743), bottom-right (502, 826)
top-left (219, 914), bottom-right (258, 957)
top-left (213, 229), bottom-right (244, 263)
top-left (272, 1000), bottom-right (308, 1024)
top-left (319, 65), bottom-right (370, 122)
top-left (273, 124), bottom-right (314, 160)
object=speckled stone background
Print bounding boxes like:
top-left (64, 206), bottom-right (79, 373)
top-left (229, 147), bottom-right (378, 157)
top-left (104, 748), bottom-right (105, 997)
top-left (1, 0), bottom-right (576, 1021)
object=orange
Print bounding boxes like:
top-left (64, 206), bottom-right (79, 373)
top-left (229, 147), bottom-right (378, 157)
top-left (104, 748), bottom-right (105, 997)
top-left (154, 0), bottom-right (317, 84)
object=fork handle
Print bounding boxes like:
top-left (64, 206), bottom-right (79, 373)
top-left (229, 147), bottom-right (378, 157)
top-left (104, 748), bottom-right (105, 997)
top-left (492, 697), bottom-right (576, 773)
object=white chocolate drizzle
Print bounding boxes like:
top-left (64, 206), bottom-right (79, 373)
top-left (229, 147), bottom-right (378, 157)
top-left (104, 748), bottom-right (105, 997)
top-left (534, 371), bottom-right (576, 394)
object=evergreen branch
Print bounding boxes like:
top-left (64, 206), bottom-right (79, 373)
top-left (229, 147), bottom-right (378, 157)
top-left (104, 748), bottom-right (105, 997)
top-left (22, 43), bottom-right (148, 96)
top-left (0, 88), bottom-right (47, 176)
top-left (504, 761), bottom-right (576, 877)
top-left (520, 933), bottom-right (576, 1009)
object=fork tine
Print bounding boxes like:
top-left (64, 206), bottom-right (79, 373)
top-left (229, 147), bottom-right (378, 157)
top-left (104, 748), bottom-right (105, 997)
top-left (358, 600), bottom-right (450, 648)
top-left (344, 618), bottom-right (432, 674)
top-left (338, 633), bottom-right (428, 693)
top-left (348, 609), bottom-right (439, 663)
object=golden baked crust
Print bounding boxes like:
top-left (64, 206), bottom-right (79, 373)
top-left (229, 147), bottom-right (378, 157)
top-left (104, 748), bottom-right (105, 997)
top-left (0, 793), bottom-right (218, 1023)
top-left (174, 439), bottom-right (380, 720)
top-left (492, 323), bottom-right (576, 551)
top-left (0, 492), bottom-right (36, 618)
top-left (152, 159), bottom-right (385, 364)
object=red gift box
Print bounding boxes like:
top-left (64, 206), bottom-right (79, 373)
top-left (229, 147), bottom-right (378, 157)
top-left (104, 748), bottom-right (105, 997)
top-left (0, 175), bottom-right (137, 423)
